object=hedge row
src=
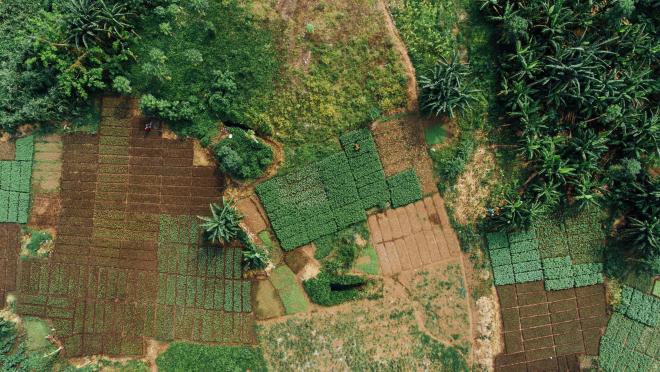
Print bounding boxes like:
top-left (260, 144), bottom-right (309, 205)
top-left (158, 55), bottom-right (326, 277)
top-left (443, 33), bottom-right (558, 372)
top-left (618, 286), bottom-right (660, 327)
top-left (257, 129), bottom-right (423, 250)
top-left (0, 136), bottom-right (34, 223)
top-left (487, 229), bottom-right (542, 286)
top-left (542, 256), bottom-right (604, 291)
top-left (387, 169), bottom-right (422, 208)
top-left (303, 272), bottom-right (367, 306)
top-left (599, 313), bottom-right (660, 372)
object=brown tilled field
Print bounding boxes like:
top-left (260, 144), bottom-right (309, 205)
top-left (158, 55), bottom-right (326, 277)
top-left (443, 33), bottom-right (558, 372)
top-left (12, 98), bottom-right (255, 357)
top-left (367, 193), bottom-right (461, 275)
top-left (0, 224), bottom-right (19, 305)
top-left (495, 281), bottom-right (609, 371)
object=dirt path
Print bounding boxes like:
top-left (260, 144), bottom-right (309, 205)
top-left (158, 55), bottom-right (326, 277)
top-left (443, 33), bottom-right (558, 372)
top-left (377, 0), bottom-right (418, 112)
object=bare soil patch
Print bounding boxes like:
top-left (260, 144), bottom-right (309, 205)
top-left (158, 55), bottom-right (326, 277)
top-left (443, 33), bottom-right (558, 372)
top-left (258, 262), bottom-right (473, 370)
top-left (0, 140), bottom-right (14, 160)
top-left (28, 194), bottom-right (62, 229)
top-left (367, 194), bottom-right (461, 275)
top-left (371, 115), bottom-right (436, 194)
top-left (253, 279), bottom-right (285, 320)
top-left (449, 145), bottom-right (500, 225)
top-left (494, 282), bottom-right (609, 371)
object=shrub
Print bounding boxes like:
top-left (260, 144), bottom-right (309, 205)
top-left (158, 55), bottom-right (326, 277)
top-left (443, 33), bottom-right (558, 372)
top-left (213, 127), bottom-right (273, 181)
top-left (303, 272), bottom-right (367, 306)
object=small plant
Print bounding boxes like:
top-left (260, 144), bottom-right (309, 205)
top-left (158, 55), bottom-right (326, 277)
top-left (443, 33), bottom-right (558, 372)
top-left (419, 52), bottom-right (479, 118)
top-left (242, 245), bottom-right (269, 270)
top-left (63, 0), bottom-right (133, 49)
top-left (198, 199), bottom-right (242, 245)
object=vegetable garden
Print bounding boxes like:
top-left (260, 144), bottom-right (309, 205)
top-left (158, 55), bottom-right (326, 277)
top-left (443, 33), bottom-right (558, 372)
top-left (257, 129), bottom-right (423, 251)
top-left (599, 287), bottom-right (660, 371)
top-left (10, 98), bottom-right (254, 357)
top-left (0, 136), bottom-right (34, 223)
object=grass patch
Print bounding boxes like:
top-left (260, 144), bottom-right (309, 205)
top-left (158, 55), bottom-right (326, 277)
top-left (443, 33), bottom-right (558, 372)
top-left (424, 124), bottom-right (446, 145)
top-left (156, 343), bottom-right (267, 372)
top-left (23, 318), bottom-right (52, 352)
top-left (269, 266), bottom-right (309, 315)
top-left (251, 0), bottom-right (408, 169)
top-left (354, 245), bottom-right (380, 276)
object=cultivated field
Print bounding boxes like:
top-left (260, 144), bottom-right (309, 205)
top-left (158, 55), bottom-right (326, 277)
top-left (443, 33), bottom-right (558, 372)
top-left (12, 98), bottom-right (254, 357)
top-left (495, 282), bottom-right (608, 371)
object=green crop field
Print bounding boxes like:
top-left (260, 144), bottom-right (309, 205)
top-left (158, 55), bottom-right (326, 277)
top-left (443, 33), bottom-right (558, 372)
top-left (0, 136), bottom-right (34, 223)
top-left (257, 129), bottom-right (423, 250)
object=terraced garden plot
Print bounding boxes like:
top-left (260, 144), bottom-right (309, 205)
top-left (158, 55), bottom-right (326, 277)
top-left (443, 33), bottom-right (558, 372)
top-left (257, 129), bottom-right (423, 251)
top-left (599, 313), bottom-right (660, 372)
top-left (0, 224), bottom-right (20, 305)
top-left (367, 193), bottom-right (460, 275)
top-left (32, 134), bottom-right (63, 193)
top-left (495, 282), bottom-right (609, 371)
top-left (371, 117), bottom-right (436, 194)
top-left (536, 208), bottom-right (607, 263)
top-left (0, 135), bottom-right (34, 223)
top-left (12, 97), bottom-right (253, 357)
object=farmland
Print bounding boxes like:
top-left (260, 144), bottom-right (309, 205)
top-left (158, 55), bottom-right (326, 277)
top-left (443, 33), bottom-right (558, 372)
top-left (0, 0), bottom-right (656, 370)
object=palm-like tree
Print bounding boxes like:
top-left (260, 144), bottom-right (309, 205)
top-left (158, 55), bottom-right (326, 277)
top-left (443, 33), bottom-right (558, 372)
top-left (198, 199), bottom-right (243, 245)
top-left (419, 52), bottom-right (479, 118)
top-left (63, 0), bottom-right (133, 49)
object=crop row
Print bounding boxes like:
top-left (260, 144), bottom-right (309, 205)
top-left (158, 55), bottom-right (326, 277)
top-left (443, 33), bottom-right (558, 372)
top-left (599, 313), bottom-right (660, 371)
top-left (258, 129), bottom-right (423, 250)
top-left (386, 169), bottom-right (422, 208)
top-left (542, 256), bottom-right (604, 290)
top-left (341, 129), bottom-right (390, 209)
top-left (488, 229), bottom-right (542, 285)
top-left (618, 286), bottom-right (660, 327)
top-left (156, 274), bottom-right (251, 313)
top-left (0, 190), bottom-right (30, 223)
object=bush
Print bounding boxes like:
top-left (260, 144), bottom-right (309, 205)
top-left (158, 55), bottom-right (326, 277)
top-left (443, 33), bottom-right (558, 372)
top-left (303, 272), bottom-right (367, 306)
top-left (213, 127), bottom-right (273, 181)
top-left (156, 343), bottom-right (267, 372)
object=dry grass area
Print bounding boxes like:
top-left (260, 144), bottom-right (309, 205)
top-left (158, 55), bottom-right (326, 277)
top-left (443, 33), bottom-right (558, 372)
top-left (447, 145), bottom-right (500, 225)
top-left (257, 259), bottom-right (472, 371)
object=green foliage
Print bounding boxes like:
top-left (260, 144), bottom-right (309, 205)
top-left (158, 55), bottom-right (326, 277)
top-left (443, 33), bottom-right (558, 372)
top-left (156, 343), bottom-right (267, 372)
top-left (618, 286), bottom-right (660, 326)
top-left (62, 0), bottom-right (134, 49)
top-left (481, 0), bottom-right (659, 268)
top-left (129, 1), bottom-right (279, 140)
top-left (303, 272), bottom-right (367, 307)
top-left (257, 130), bottom-right (417, 251)
top-left (269, 266), bottom-right (308, 315)
top-left (197, 199), bottom-right (242, 245)
top-left (213, 127), bottom-right (273, 181)
top-left (419, 53), bottom-right (479, 118)
top-left (313, 223), bottom-right (369, 274)
top-left (0, 318), bottom-right (17, 355)
top-left (491, 193), bottom-right (544, 231)
top-left (0, 136), bottom-right (34, 223)
top-left (599, 313), bottom-right (659, 372)
top-left (387, 169), bottom-right (423, 208)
